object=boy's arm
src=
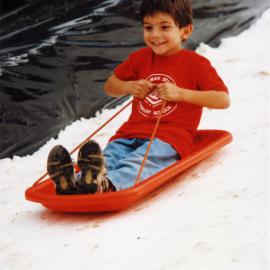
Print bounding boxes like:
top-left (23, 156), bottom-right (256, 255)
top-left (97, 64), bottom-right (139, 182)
top-left (104, 74), bottom-right (129, 97)
top-left (182, 89), bottom-right (230, 109)
top-left (104, 74), bottom-right (154, 99)
top-left (157, 83), bottom-right (230, 109)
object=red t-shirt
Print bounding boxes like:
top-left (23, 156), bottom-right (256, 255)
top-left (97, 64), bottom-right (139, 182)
top-left (110, 47), bottom-right (228, 158)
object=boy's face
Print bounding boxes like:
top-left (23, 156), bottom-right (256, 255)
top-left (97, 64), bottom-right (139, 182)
top-left (143, 12), bottom-right (191, 56)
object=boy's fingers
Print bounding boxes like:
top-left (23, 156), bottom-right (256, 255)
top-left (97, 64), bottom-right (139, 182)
top-left (155, 84), bottom-right (163, 93)
top-left (137, 82), bottom-right (147, 91)
top-left (145, 80), bottom-right (155, 90)
top-left (155, 83), bottom-right (163, 89)
top-left (142, 80), bottom-right (157, 92)
top-left (133, 85), bottom-right (148, 98)
top-left (137, 85), bottom-right (148, 96)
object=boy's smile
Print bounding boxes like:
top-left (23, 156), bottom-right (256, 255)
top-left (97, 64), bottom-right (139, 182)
top-left (143, 12), bottom-right (190, 56)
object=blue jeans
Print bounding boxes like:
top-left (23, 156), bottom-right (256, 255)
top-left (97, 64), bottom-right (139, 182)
top-left (103, 138), bottom-right (180, 191)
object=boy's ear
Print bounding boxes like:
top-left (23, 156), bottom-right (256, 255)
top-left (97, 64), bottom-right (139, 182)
top-left (180, 24), bottom-right (193, 41)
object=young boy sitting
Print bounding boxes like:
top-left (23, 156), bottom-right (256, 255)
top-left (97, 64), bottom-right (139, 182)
top-left (47, 0), bottom-right (230, 195)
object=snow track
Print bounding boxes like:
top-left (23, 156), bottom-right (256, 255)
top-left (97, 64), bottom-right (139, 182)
top-left (0, 9), bottom-right (269, 270)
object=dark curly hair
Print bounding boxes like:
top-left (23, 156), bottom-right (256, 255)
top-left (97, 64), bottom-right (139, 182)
top-left (140, 0), bottom-right (193, 27)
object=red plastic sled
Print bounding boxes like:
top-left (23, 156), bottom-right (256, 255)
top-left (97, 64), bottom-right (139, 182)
top-left (25, 130), bottom-right (232, 213)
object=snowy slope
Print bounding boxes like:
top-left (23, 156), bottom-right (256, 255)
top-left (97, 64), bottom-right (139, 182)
top-left (0, 9), bottom-right (269, 270)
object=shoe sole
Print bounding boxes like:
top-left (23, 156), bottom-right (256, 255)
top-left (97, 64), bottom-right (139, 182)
top-left (77, 140), bottom-right (104, 194)
top-left (47, 145), bottom-right (78, 195)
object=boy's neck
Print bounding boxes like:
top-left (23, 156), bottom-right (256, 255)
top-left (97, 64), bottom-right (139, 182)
top-left (152, 46), bottom-right (183, 57)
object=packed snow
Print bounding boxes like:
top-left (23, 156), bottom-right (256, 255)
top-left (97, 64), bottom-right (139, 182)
top-left (0, 9), bottom-right (269, 270)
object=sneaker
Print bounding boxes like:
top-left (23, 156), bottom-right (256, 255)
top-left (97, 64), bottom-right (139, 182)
top-left (47, 145), bottom-right (79, 195)
top-left (93, 173), bottom-right (116, 193)
top-left (77, 140), bottom-right (115, 193)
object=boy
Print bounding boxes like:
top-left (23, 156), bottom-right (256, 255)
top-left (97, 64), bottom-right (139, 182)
top-left (47, 0), bottom-right (230, 195)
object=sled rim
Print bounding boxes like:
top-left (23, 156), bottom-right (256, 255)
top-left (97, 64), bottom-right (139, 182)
top-left (25, 130), bottom-right (232, 213)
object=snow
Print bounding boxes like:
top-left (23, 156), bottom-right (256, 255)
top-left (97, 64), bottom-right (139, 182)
top-left (1, 9), bottom-right (269, 270)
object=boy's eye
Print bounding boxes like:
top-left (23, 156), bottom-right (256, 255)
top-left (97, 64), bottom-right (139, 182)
top-left (144, 25), bottom-right (152, 31)
top-left (161, 25), bottom-right (171, 30)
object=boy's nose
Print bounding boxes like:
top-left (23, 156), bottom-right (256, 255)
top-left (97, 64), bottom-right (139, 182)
top-left (150, 27), bottom-right (160, 38)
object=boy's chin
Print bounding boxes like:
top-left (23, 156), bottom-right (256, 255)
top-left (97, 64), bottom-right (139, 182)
top-left (150, 46), bottom-right (181, 56)
top-left (151, 48), bottom-right (168, 56)
top-left (153, 50), bottom-right (174, 56)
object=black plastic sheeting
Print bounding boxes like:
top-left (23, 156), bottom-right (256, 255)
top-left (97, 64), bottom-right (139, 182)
top-left (0, 0), bottom-right (269, 158)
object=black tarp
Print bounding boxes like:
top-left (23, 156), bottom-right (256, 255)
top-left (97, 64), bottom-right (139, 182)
top-left (0, 0), bottom-right (269, 158)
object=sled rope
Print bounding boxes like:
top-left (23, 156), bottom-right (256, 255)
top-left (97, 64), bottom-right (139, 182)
top-left (135, 101), bottom-right (167, 184)
top-left (33, 100), bottom-right (132, 186)
top-left (69, 100), bottom-right (132, 156)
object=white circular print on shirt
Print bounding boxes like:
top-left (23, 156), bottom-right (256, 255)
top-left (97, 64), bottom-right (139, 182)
top-left (138, 73), bottom-right (178, 118)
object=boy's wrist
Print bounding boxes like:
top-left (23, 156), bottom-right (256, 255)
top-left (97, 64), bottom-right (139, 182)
top-left (123, 81), bottom-right (132, 95)
top-left (181, 88), bottom-right (191, 103)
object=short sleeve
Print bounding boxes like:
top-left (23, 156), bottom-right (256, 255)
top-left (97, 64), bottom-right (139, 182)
top-left (196, 56), bottom-right (228, 93)
top-left (114, 53), bottom-right (137, 81)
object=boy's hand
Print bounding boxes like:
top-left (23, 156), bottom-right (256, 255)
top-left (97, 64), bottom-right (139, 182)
top-left (156, 82), bottom-right (184, 102)
top-left (124, 80), bottom-right (155, 99)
